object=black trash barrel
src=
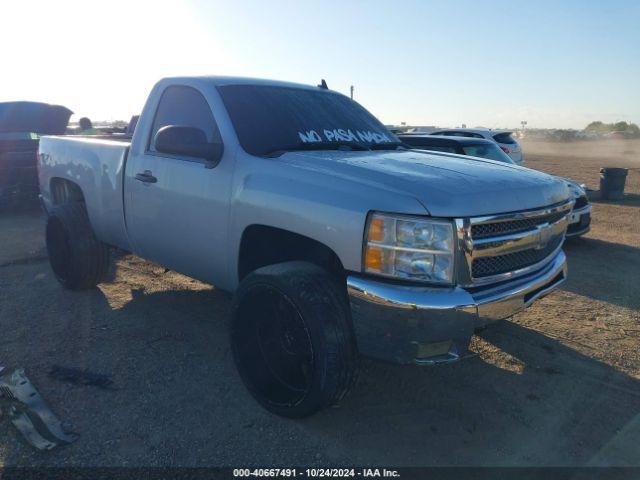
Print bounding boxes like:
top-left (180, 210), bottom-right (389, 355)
top-left (599, 167), bottom-right (628, 200)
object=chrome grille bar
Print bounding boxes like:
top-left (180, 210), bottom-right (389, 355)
top-left (455, 199), bottom-right (574, 287)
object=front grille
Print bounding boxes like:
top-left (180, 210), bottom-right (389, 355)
top-left (471, 210), bottom-right (567, 239)
top-left (573, 195), bottom-right (588, 209)
top-left (472, 236), bottom-right (563, 278)
top-left (462, 201), bottom-right (573, 284)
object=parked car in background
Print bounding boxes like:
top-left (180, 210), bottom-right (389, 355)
top-left (400, 134), bottom-right (514, 163)
top-left (0, 101), bottom-right (72, 207)
top-left (564, 180), bottom-right (591, 238)
top-left (39, 76), bottom-right (573, 417)
top-left (428, 128), bottom-right (523, 164)
top-left (399, 133), bottom-right (591, 238)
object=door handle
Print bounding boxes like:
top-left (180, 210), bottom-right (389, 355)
top-left (135, 170), bottom-right (157, 183)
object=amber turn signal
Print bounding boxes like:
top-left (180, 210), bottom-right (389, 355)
top-left (368, 216), bottom-right (385, 243)
top-left (364, 245), bottom-right (382, 271)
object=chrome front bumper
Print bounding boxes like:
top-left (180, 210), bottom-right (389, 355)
top-left (346, 251), bottom-right (567, 365)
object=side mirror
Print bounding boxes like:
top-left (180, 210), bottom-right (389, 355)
top-left (154, 125), bottom-right (223, 166)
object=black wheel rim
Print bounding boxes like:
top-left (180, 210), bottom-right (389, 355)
top-left (233, 285), bottom-right (314, 407)
top-left (46, 217), bottom-right (72, 283)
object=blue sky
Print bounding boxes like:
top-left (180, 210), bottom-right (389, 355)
top-left (1, 0), bottom-right (638, 128)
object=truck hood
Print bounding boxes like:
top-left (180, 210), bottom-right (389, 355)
top-left (279, 149), bottom-right (570, 217)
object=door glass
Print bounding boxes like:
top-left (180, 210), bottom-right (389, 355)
top-left (149, 86), bottom-right (220, 151)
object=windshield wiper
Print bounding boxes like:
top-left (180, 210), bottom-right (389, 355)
top-left (263, 141), bottom-right (370, 157)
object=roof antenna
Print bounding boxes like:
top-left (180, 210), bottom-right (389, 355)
top-left (318, 79), bottom-right (328, 89)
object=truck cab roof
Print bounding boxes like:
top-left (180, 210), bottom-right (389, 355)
top-left (159, 75), bottom-right (326, 92)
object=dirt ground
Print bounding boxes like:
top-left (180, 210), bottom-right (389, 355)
top-left (0, 140), bottom-right (638, 467)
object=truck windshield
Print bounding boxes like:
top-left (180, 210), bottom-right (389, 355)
top-left (217, 85), bottom-right (400, 157)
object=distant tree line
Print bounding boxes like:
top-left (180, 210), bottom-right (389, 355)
top-left (585, 121), bottom-right (640, 137)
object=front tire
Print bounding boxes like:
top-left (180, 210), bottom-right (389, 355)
top-left (231, 261), bottom-right (358, 418)
top-left (45, 203), bottom-right (110, 290)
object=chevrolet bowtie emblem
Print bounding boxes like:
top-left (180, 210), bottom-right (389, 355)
top-left (536, 223), bottom-right (553, 249)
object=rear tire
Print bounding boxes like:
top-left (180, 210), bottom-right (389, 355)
top-left (45, 203), bottom-right (110, 290)
top-left (231, 261), bottom-right (358, 418)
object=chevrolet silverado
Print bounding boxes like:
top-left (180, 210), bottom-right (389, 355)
top-left (38, 76), bottom-right (573, 417)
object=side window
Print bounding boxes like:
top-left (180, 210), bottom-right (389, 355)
top-left (493, 132), bottom-right (516, 144)
top-left (148, 85), bottom-right (221, 152)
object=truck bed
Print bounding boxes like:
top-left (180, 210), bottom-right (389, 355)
top-left (68, 133), bottom-right (133, 142)
top-left (38, 135), bottom-right (133, 251)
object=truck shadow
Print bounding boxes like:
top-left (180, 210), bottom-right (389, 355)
top-left (562, 237), bottom-right (640, 310)
top-left (2, 270), bottom-right (638, 466)
top-left (589, 193), bottom-right (640, 208)
top-left (326, 319), bottom-right (640, 465)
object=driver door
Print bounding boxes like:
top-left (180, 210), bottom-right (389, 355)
top-left (124, 85), bottom-right (231, 284)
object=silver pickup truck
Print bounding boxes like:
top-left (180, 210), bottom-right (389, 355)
top-left (38, 76), bottom-right (573, 417)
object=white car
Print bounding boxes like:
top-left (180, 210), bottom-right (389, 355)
top-left (564, 180), bottom-right (592, 238)
top-left (429, 128), bottom-right (523, 164)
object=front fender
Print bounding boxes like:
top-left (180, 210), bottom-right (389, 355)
top-left (227, 157), bottom-right (427, 289)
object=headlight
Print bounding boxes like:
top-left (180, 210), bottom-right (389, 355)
top-left (363, 213), bottom-right (455, 284)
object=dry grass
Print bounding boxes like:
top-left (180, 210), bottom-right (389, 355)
top-left (514, 139), bottom-right (640, 377)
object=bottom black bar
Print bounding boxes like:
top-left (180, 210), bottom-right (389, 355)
top-left (1, 467), bottom-right (638, 480)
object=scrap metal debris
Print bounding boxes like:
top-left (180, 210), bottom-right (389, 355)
top-left (0, 368), bottom-right (78, 450)
top-left (49, 365), bottom-right (114, 390)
